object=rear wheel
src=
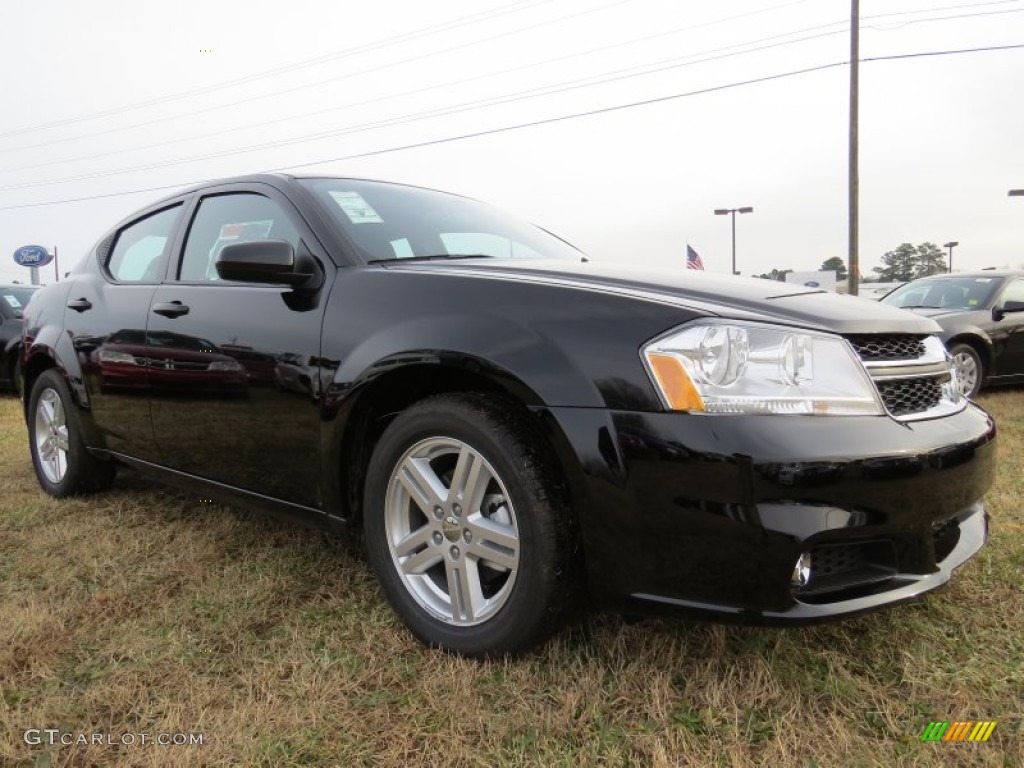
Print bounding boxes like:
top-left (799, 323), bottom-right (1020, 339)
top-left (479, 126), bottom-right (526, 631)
top-left (28, 370), bottom-right (115, 496)
top-left (363, 393), bottom-right (576, 657)
top-left (949, 343), bottom-right (983, 399)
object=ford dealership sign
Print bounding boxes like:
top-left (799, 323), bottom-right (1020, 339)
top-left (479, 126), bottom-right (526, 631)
top-left (13, 245), bottom-right (52, 268)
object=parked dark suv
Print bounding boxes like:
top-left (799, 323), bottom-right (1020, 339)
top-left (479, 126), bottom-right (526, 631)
top-left (21, 175), bottom-right (995, 656)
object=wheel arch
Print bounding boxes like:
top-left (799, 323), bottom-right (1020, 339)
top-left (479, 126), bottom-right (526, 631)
top-left (325, 356), bottom-right (591, 554)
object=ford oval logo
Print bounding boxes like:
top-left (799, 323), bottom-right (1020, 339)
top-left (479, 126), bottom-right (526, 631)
top-left (13, 244), bottom-right (52, 267)
top-left (803, 280), bottom-right (820, 288)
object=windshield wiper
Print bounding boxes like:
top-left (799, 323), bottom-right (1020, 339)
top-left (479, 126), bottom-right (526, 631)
top-left (897, 304), bottom-right (943, 309)
top-left (367, 253), bottom-right (495, 264)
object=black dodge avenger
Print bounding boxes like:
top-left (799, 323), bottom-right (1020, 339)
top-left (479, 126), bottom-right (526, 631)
top-left (21, 175), bottom-right (995, 656)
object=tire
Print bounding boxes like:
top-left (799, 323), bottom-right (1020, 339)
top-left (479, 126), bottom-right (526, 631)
top-left (28, 369), bottom-right (116, 497)
top-left (949, 343), bottom-right (983, 400)
top-left (363, 393), bottom-right (577, 657)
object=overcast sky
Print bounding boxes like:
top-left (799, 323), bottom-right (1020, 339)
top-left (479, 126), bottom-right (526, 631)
top-left (1, 0), bottom-right (1021, 284)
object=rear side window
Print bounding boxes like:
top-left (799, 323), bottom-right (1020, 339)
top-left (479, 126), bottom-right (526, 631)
top-left (179, 193), bottom-right (300, 282)
top-left (106, 205), bottom-right (182, 282)
top-left (999, 279), bottom-right (1024, 306)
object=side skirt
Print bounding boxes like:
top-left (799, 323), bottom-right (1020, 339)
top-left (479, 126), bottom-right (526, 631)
top-left (97, 449), bottom-right (342, 534)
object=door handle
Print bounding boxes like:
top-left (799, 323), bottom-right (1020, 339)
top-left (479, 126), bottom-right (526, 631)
top-left (152, 301), bottom-right (190, 318)
top-left (66, 298), bottom-right (92, 312)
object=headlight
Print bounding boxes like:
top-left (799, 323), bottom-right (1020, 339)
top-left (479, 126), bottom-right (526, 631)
top-left (208, 360), bottom-right (243, 372)
top-left (642, 321), bottom-right (884, 416)
top-left (98, 349), bottom-right (137, 365)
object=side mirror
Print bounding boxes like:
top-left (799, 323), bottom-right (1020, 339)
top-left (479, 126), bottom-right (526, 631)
top-left (215, 240), bottom-right (313, 286)
top-left (993, 299), bottom-right (1024, 321)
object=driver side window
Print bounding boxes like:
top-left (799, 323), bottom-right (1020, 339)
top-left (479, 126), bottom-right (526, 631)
top-left (180, 193), bottom-right (300, 282)
top-left (998, 279), bottom-right (1024, 307)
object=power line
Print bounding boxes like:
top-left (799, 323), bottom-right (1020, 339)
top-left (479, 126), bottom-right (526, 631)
top-left (0, 27), bottom-right (852, 189)
top-left (0, 0), bottom-right (813, 164)
top-left (0, 0), bottom-right (633, 149)
top-left (274, 43), bottom-right (1024, 171)
top-left (0, 2), bottom-right (1011, 168)
top-left (1, 42), bottom-right (1019, 213)
top-left (0, 0), bottom-right (553, 140)
top-left (4, 6), bottom-right (1018, 192)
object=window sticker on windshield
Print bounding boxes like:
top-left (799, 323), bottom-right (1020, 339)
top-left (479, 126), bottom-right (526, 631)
top-left (3, 295), bottom-right (22, 309)
top-left (975, 278), bottom-right (993, 282)
top-left (968, 299), bottom-right (979, 305)
top-left (329, 190), bottom-right (384, 224)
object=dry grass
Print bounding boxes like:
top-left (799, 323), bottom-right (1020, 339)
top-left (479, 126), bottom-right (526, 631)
top-left (1, 391), bottom-right (1021, 767)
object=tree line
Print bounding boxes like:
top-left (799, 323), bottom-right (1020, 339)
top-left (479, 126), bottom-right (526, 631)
top-left (756, 243), bottom-right (948, 283)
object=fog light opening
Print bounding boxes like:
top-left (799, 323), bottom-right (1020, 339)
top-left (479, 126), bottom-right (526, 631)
top-left (791, 552), bottom-right (812, 588)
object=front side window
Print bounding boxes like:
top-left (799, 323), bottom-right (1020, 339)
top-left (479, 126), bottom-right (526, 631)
top-left (179, 193), bottom-right (300, 282)
top-left (997, 279), bottom-right (1024, 307)
top-left (300, 179), bottom-right (582, 263)
top-left (106, 205), bottom-right (182, 283)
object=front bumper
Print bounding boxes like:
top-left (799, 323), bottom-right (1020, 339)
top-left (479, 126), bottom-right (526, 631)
top-left (542, 402), bottom-right (996, 623)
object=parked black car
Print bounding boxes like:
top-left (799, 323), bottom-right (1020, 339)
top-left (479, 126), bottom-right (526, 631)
top-left (881, 271), bottom-right (1024, 398)
top-left (22, 175), bottom-right (995, 656)
top-left (1, 284), bottom-right (38, 394)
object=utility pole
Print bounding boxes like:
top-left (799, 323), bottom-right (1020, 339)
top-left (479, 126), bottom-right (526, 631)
top-left (848, 0), bottom-right (860, 296)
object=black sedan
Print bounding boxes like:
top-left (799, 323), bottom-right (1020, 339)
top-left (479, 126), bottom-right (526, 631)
top-left (881, 271), bottom-right (1024, 398)
top-left (1, 284), bottom-right (38, 394)
top-left (21, 175), bottom-right (994, 656)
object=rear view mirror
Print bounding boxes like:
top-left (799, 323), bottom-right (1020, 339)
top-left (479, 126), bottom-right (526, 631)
top-left (215, 240), bottom-right (313, 286)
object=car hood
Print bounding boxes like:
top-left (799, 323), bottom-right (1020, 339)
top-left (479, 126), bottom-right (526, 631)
top-left (384, 259), bottom-right (941, 335)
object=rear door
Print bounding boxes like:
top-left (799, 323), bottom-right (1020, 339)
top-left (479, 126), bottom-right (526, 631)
top-left (991, 278), bottom-right (1024, 378)
top-left (63, 202), bottom-right (185, 462)
top-left (146, 183), bottom-right (329, 508)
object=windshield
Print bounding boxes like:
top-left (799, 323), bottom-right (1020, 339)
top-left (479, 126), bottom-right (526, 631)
top-left (881, 276), bottom-right (1001, 311)
top-left (1, 286), bottom-right (38, 318)
top-left (300, 179), bottom-right (583, 264)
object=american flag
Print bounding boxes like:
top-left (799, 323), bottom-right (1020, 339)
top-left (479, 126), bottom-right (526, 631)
top-left (686, 245), bottom-right (704, 270)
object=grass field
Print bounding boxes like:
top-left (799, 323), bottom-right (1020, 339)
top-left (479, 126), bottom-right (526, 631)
top-left (1, 392), bottom-right (1021, 767)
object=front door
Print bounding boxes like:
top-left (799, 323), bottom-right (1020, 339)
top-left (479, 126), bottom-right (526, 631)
top-left (146, 186), bottom-right (328, 508)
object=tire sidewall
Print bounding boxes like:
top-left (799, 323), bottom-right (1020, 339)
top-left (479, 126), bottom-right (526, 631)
top-left (364, 396), bottom-right (563, 656)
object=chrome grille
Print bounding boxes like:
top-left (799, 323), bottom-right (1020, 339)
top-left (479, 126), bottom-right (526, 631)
top-left (876, 378), bottom-right (943, 416)
top-left (844, 334), bottom-right (961, 421)
top-left (845, 334), bottom-right (927, 362)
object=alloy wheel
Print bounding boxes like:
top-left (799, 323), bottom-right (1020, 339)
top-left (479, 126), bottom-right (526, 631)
top-left (34, 388), bottom-right (70, 483)
top-left (384, 436), bottom-right (520, 626)
top-left (952, 349), bottom-right (979, 398)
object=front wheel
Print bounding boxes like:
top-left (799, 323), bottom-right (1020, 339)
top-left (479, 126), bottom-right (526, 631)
top-left (363, 394), bottom-right (577, 657)
top-left (28, 369), bottom-right (115, 497)
top-left (949, 343), bottom-right (983, 399)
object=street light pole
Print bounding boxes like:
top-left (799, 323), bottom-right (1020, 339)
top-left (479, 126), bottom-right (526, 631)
top-left (714, 206), bottom-right (753, 275)
top-left (943, 241), bottom-right (958, 273)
